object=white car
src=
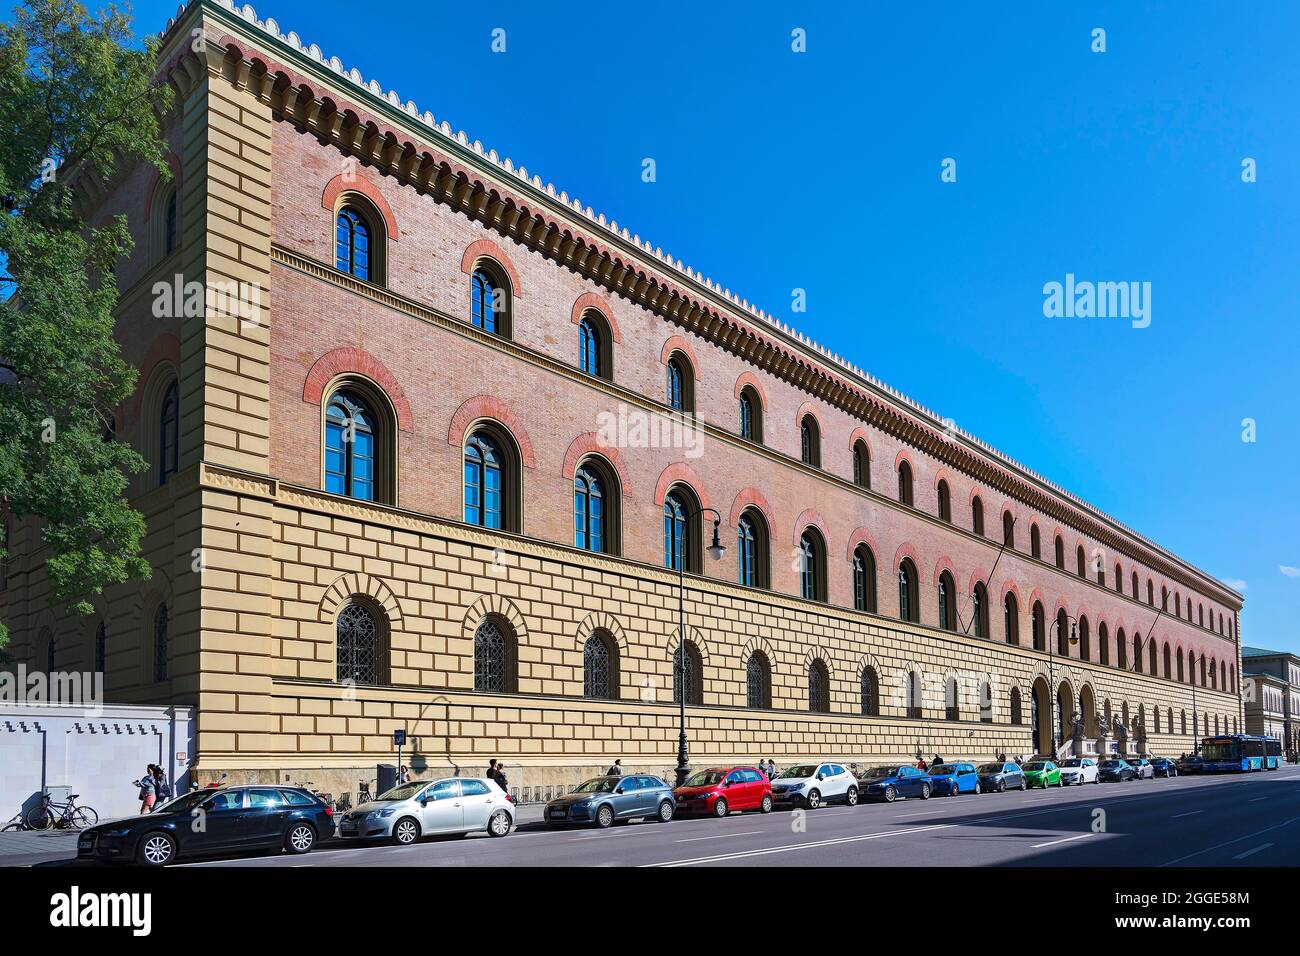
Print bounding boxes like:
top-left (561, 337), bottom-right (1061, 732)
top-left (770, 761), bottom-right (858, 809)
top-left (338, 776), bottom-right (515, 844)
top-left (1058, 757), bottom-right (1099, 785)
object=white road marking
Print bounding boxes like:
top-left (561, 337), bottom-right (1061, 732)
top-left (1232, 842), bottom-right (1273, 860)
top-left (1161, 817), bottom-right (1300, 866)
top-left (1031, 833), bottom-right (1094, 849)
top-left (641, 822), bottom-right (958, 867)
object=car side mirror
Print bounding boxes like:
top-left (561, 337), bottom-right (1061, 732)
top-left (417, 796), bottom-right (427, 806)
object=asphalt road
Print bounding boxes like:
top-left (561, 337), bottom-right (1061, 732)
top-left (23, 766), bottom-right (1300, 868)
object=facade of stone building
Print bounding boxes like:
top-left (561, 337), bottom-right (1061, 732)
top-left (0, 0), bottom-right (1245, 798)
top-left (1242, 647), bottom-right (1300, 754)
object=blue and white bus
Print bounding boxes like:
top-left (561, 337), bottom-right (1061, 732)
top-left (1198, 734), bottom-right (1282, 772)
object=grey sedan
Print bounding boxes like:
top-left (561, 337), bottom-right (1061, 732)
top-left (544, 774), bottom-right (676, 828)
top-left (338, 777), bottom-right (515, 845)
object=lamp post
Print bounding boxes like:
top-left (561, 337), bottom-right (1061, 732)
top-left (1047, 614), bottom-right (1079, 756)
top-left (674, 506), bottom-right (725, 787)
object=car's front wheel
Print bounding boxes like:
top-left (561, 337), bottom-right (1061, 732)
top-left (883, 785), bottom-right (898, 803)
top-left (759, 794), bottom-right (773, 814)
top-left (806, 789), bottom-right (822, 810)
top-left (714, 798), bottom-right (729, 818)
top-left (655, 800), bottom-right (674, 823)
top-left (392, 817), bottom-right (421, 845)
top-left (285, 823), bottom-right (316, 855)
top-left (595, 805), bottom-right (615, 828)
top-left (488, 810), bottom-right (512, 837)
top-left (138, 832), bottom-right (177, 867)
top-left (919, 783), bottom-right (931, 800)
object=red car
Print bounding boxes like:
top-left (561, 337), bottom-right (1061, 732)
top-left (673, 766), bottom-right (773, 817)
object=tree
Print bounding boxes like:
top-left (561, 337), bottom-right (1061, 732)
top-left (0, 0), bottom-right (173, 656)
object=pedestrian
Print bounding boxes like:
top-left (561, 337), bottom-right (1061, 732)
top-left (931, 753), bottom-right (944, 768)
top-left (606, 759), bottom-right (622, 776)
top-left (486, 758), bottom-right (497, 780)
top-left (494, 763), bottom-right (509, 794)
top-left (997, 751), bottom-right (1007, 762)
top-left (152, 765), bottom-right (173, 803)
top-left (916, 757), bottom-right (928, 771)
top-left (134, 765), bottom-right (157, 814)
top-left (398, 765), bottom-right (411, 785)
top-left (766, 759), bottom-right (777, 779)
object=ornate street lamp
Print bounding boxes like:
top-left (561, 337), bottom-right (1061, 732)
top-left (674, 507), bottom-right (725, 787)
top-left (1047, 614), bottom-right (1079, 756)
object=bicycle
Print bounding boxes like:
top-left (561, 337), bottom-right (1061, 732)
top-left (1, 811), bottom-right (27, 832)
top-left (24, 792), bottom-right (99, 831)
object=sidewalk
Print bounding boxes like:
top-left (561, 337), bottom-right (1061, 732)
top-left (0, 829), bottom-right (82, 867)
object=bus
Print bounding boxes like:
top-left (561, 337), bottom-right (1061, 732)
top-left (1198, 734), bottom-right (1282, 772)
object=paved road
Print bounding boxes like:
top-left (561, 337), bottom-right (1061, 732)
top-left (19, 766), bottom-right (1300, 868)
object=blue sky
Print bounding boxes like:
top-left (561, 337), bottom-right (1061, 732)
top-left (35, 2), bottom-right (1300, 651)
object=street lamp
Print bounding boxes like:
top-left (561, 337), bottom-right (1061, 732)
top-left (1047, 614), bottom-right (1079, 756)
top-left (674, 506), bottom-right (725, 787)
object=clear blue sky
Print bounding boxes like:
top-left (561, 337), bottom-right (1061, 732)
top-left (53, 2), bottom-right (1300, 651)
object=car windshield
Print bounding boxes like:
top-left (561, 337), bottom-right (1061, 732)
top-left (777, 765), bottom-right (818, 779)
top-left (573, 778), bottom-right (617, 794)
top-left (1025, 762), bottom-right (1048, 771)
top-left (1101, 761), bottom-right (1121, 768)
top-left (375, 783), bottom-right (425, 801)
top-left (929, 765), bottom-right (954, 775)
top-left (1060, 759), bottom-right (1083, 767)
top-left (683, 771), bottom-right (726, 787)
top-left (153, 792), bottom-right (209, 814)
top-left (861, 766), bottom-right (899, 778)
top-left (978, 763), bottom-right (1003, 774)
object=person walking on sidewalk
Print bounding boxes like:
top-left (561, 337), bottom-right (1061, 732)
top-left (134, 765), bottom-right (157, 814)
top-left (606, 759), bottom-right (622, 777)
top-left (152, 765), bottom-right (173, 804)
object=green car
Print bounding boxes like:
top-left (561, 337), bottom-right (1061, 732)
top-left (1022, 759), bottom-right (1063, 788)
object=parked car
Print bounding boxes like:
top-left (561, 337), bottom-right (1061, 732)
top-left (339, 777), bottom-right (514, 844)
top-left (771, 762), bottom-right (858, 809)
top-left (859, 765), bottom-right (932, 802)
top-left (1022, 759), bottom-right (1063, 788)
top-left (77, 786), bottom-right (334, 867)
top-left (1098, 759), bottom-right (1137, 782)
top-left (544, 775), bottom-right (675, 828)
top-left (1129, 758), bottom-right (1155, 780)
top-left (1176, 754), bottom-right (1204, 775)
top-left (1150, 757), bottom-right (1179, 778)
top-left (1058, 757), bottom-right (1099, 785)
top-left (926, 762), bottom-right (980, 797)
top-left (674, 766), bottom-right (772, 817)
top-left (976, 761), bottom-right (1027, 793)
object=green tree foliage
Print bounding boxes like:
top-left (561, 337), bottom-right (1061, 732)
top-left (0, 0), bottom-right (173, 654)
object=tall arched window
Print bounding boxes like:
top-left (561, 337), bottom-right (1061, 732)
top-left (746, 652), bottom-right (771, 709)
top-left (980, 681), bottom-right (993, 723)
top-left (937, 571), bottom-right (956, 631)
top-left (972, 581), bottom-right (989, 638)
top-left (736, 509), bottom-right (769, 589)
top-left (808, 659), bottom-right (830, 713)
top-left (1054, 536), bottom-right (1065, 569)
top-left (94, 621), bottom-right (107, 673)
top-left (738, 391), bottom-right (755, 441)
top-left (1147, 579), bottom-right (1154, 605)
top-left (158, 380), bottom-right (179, 486)
top-left (1031, 602), bottom-right (1045, 651)
top-left (1131, 571), bottom-right (1139, 599)
top-left (1133, 633), bottom-right (1144, 673)
top-left (1056, 608), bottom-right (1070, 655)
top-left (861, 666), bottom-right (879, 716)
top-left (897, 460), bottom-right (914, 506)
top-left (1076, 545), bottom-right (1086, 577)
top-left (798, 528), bottom-right (825, 602)
top-left (470, 266), bottom-right (508, 336)
top-left (666, 355), bottom-right (693, 413)
top-left (971, 496), bottom-right (985, 536)
top-left (800, 415), bottom-right (820, 467)
top-left (1162, 643), bottom-right (1172, 679)
top-left (336, 602), bottom-right (381, 684)
top-left (335, 206), bottom-right (373, 282)
top-left (906, 670), bottom-right (922, 718)
top-left (325, 391), bottom-right (377, 502)
top-left (573, 461), bottom-right (613, 554)
top-left (1177, 647), bottom-right (1185, 682)
top-left (163, 190), bottom-right (178, 255)
top-left (1078, 617), bottom-right (1091, 661)
top-left (578, 315), bottom-right (603, 378)
top-left (1099, 622), bottom-right (1110, 666)
top-left (937, 480), bottom-right (952, 523)
top-left (852, 440), bottom-right (870, 488)
top-left (153, 604), bottom-right (169, 682)
top-left (945, 677), bottom-right (960, 721)
top-left (1149, 639), bottom-right (1158, 675)
top-left (663, 489), bottom-right (697, 572)
top-left (1117, 629), bottom-right (1128, 669)
top-left (1003, 511), bottom-right (1015, 549)
top-left (898, 558), bottom-right (919, 623)
top-left (463, 430), bottom-right (509, 530)
top-left (474, 618), bottom-right (516, 693)
top-left (1030, 524), bottom-right (1042, 559)
top-left (673, 640), bottom-right (703, 705)
top-left (1004, 592), bottom-right (1019, 645)
top-left (853, 544), bottom-right (877, 613)
top-left (1010, 687), bottom-right (1023, 725)
top-left (583, 631), bottom-right (618, 700)
top-left (1114, 563), bottom-right (1123, 591)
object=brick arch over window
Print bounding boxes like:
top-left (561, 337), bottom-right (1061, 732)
top-left (573, 611), bottom-right (629, 656)
top-left (932, 555), bottom-right (957, 587)
top-left (844, 527), bottom-right (881, 563)
top-left (967, 568), bottom-right (992, 596)
top-left (659, 335), bottom-right (703, 377)
top-left (318, 571), bottom-right (405, 631)
top-left (848, 427), bottom-right (873, 458)
top-left (322, 172), bottom-right (399, 240)
top-left (893, 541), bottom-right (922, 573)
top-left (561, 433), bottom-right (633, 497)
top-left (802, 644), bottom-right (835, 675)
top-left (729, 487), bottom-right (774, 529)
top-left (128, 333), bottom-right (182, 427)
top-left (792, 508), bottom-right (830, 551)
top-left (932, 467), bottom-right (953, 491)
top-left (894, 449), bottom-right (916, 472)
top-left (570, 292), bottom-right (622, 343)
top-left (999, 580), bottom-right (1023, 606)
top-left (653, 462), bottom-right (710, 509)
top-left (462, 593), bottom-right (530, 644)
top-left (666, 625), bottom-right (710, 663)
top-left (460, 238), bottom-right (523, 295)
top-left (447, 395), bottom-right (537, 467)
top-left (793, 401), bottom-right (825, 433)
top-left (304, 347), bottom-right (414, 432)
top-left (141, 152), bottom-right (182, 224)
top-left (739, 634), bottom-right (776, 670)
top-left (733, 371), bottom-right (769, 410)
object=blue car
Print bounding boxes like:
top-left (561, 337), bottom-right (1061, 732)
top-left (857, 765), bottom-right (932, 802)
top-left (928, 761), bottom-right (979, 796)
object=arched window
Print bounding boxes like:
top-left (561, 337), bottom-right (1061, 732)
top-left (945, 677), bottom-right (960, 721)
top-left (852, 440), bottom-right (870, 488)
top-left (1076, 545), bottom-right (1086, 577)
top-left (972, 581), bottom-right (989, 638)
top-left (1030, 524), bottom-right (1042, 559)
top-left (336, 602), bottom-right (382, 684)
top-left (1031, 602), bottom-right (1045, 651)
top-left (1162, 643), bottom-right (1172, 680)
top-left (94, 621), bottom-right (107, 674)
top-left (158, 380), bottom-right (179, 486)
top-left (736, 509), bottom-right (769, 589)
top-left (937, 480), bottom-right (952, 523)
top-left (1133, 633), bottom-right (1144, 673)
top-left (738, 390), bottom-right (756, 441)
top-left (1147, 579), bottom-right (1154, 606)
top-left (1056, 608), bottom-right (1070, 655)
top-left (808, 659), bottom-right (830, 713)
top-left (898, 558), bottom-right (919, 623)
top-left (861, 666), bottom-right (879, 716)
top-left (666, 355), bottom-right (694, 413)
top-left (1114, 563), bottom-right (1123, 591)
top-left (1174, 592), bottom-right (1181, 616)
top-left (470, 266), bottom-right (509, 336)
top-left (800, 415), bottom-right (820, 467)
top-left (1117, 629), bottom-right (1128, 669)
top-left (906, 670), bottom-right (922, 718)
top-left (1131, 571), bottom-right (1139, 599)
top-left (578, 314), bottom-right (606, 378)
top-left (1010, 687), bottom-right (1023, 725)
top-left (746, 652), bottom-right (772, 709)
top-left (1209, 658), bottom-right (1218, 690)
top-left (798, 528), bottom-right (826, 602)
top-left (1149, 639), bottom-right (1158, 675)
top-left (325, 390), bottom-right (379, 502)
top-left (980, 681), bottom-right (993, 723)
top-left (897, 460), bottom-right (914, 506)
top-left (673, 640), bottom-right (703, 705)
top-left (163, 190), bottom-right (178, 255)
top-left (464, 430), bottom-right (514, 530)
top-left (574, 460), bottom-right (616, 554)
top-left (1098, 622), bottom-right (1110, 666)
top-left (853, 544), bottom-right (877, 613)
top-left (1180, 710), bottom-right (1187, 735)
top-left (153, 604), bottom-right (169, 682)
top-left (583, 631), bottom-right (618, 700)
top-left (1003, 591), bottom-right (1019, 645)
top-left (663, 488), bottom-right (699, 572)
top-left (1054, 535), bottom-right (1065, 569)
top-left (1078, 616), bottom-right (1091, 662)
top-left (1177, 647), bottom-right (1185, 682)
top-left (971, 496), bottom-right (984, 536)
top-left (937, 571), bottom-right (956, 631)
top-left (335, 205), bottom-right (374, 282)
top-left (1003, 511), bottom-right (1015, 548)
top-left (474, 618), bottom-right (516, 693)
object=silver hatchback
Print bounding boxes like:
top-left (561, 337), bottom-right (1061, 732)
top-left (338, 777), bottom-right (515, 845)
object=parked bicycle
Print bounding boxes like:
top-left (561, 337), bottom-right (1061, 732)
top-left (24, 792), bottom-right (99, 831)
